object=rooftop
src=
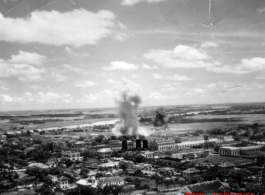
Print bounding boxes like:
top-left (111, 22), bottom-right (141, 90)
top-left (185, 180), bottom-right (228, 192)
top-left (97, 148), bottom-right (113, 153)
top-left (183, 168), bottom-right (200, 173)
top-left (99, 176), bottom-right (124, 184)
top-left (218, 162), bottom-right (235, 167)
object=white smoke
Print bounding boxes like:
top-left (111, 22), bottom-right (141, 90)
top-left (112, 78), bottom-right (152, 136)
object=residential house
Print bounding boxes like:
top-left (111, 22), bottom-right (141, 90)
top-left (98, 176), bottom-right (124, 188)
top-left (97, 148), bottom-right (113, 158)
top-left (218, 162), bottom-right (235, 174)
top-left (182, 168), bottom-right (200, 179)
top-left (61, 151), bottom-right (81, 161)
top-left (58, 176), bottom-right (69, 189)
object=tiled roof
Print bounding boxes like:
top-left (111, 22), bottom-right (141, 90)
top-left (58, 176), bottom-right (69, 181)
top-left (99, 176), bottom-right (124, 184)
top-left (186, 180), bottom-right (228, 192)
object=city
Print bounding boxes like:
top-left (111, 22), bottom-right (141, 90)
top-left (1, 0), bottom-right (265, 195)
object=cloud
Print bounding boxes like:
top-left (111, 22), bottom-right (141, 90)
top-left (9, 51), bottom-right (46, 66)
top-left (167, 75), bottom-right (191, 81)
top-left (118, 21), bottom-right (127, 29)
top-left (255, 76), bottom-right (265, 80)
top-left (0, 9), bottom-right (116, 47)
top-left (144, 45), bottom-right (217, 68)
top-left (0, 86), bottom-right (9, 91)
top-left (153, 73), bottom-right (163, 79)
top-left (65, 47), bottom-right (89, 57)
top-left (0, 60), bottom-right (44, 81)
top-left (108, 79), bottom-right (116, 83)
top-left (0, 92), bottom-right (72, 103)
top-left (208, 57), bottom-right (265, 74)
top-left (194, 88), bottom-right (206, 94)
top-left (73, 80), bottom-right (96, 87)
top-left (115, 33), bottom-right (129, 41)
top-left (62, 64), bottom-right (84, 73)
top-left (103, 61), bottom-right (139, 70)
top-left (37, 92), bottom-right (70, 103)
top-left (121, 0), bottom-right (167, 6)
top-left (258, 7), bottom-right (265, 13)
top-left (200, 42), bottom-right (218, 48)
top-left (148, 92), bottom-right (168, 99)
top-left (132, 74), bottom-right (141, 78)
top-left (142, 64), bottom-right (159, 69)
top-left (77, 90), bottom-right (113, 102)
top-left (50, 72), bottom-right (68, 82)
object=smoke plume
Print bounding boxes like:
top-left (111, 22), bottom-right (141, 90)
top-left (153, 108), bottom-right (168, 129)
top-left (112, 78), bottom-right (146, 136)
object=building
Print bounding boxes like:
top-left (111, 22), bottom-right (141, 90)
top-left (58, 176), bottom-right (69, 189)
top-left (148, 137), bottom-right (176, 152)
top-left (182, 168), bottom-right (200, 179)
top-left (134, 163), bottom-right (154, 175)
top-left (218, 162), bottom-right (235, 174)
top-left (61, 151), bottom-right (81, 161)
top-left (141, 151), bottom-right (155, 159)
top-left (219, 146), bottom-right (240, 156)
top-left (98, 176), bottom-right (124, 188)
top-left (97, 148), bottom-right (113, 158)
top-left (219, 145), bottom-right (262, 156)
top-left (176, 139), bottom-right (218, 149)
top-left (178, 180), bottom-right (230, 195)
top-left (74, 141), bottom-right (86, 148)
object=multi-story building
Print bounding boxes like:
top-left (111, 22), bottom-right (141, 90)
top-left (218, 162), bottom-right (235, 174)
top-left (148, 136), bottom-right (176, 152)
top-left (219, 145), bottom-right (262, 156)
top-left (61, 151), bottom-right (81, 161)
top-left (97, 148), bottom-right (113, 158)
top-left (182, 168), bottom-right (200, 179)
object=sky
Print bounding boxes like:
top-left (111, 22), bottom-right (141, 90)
top-left (0, 0), bottom-right (265, 111)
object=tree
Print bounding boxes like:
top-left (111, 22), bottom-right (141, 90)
top-left (119, 161), bottom-right (130, 172)
top-left (257, 155), bottom-right (265, 166)
top-left (95, 135), bottom-right (104, 143)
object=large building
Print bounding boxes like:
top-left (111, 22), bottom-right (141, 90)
top-left (148, 136), bottom-right (176, 152)
top-left (97, 148), bottom-right (113, 158)
top-left (98, 176), bottom-right (124, 188)
top-left (178, 180), bottom-right (230, 195)
top-left (61, 151), bottom-right (81, 161)
top-left (219, 145), bottom-right (262, 156)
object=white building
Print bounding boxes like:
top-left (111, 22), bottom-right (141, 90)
top-left (61, 151), bottom-right (82, 161)
top-left (98, 176), bottom-right (124, 188)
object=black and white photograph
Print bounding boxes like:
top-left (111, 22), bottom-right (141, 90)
top-left (0, 0), bottom-right (265, 194)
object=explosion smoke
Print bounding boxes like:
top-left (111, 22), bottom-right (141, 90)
top-left (112, 78), bottom-right (153, 136)
top-left (153, 108), bottom-right (168, 129)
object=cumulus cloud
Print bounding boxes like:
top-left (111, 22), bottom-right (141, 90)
top-left (0, 92), bottom-right (72, 103)
top-left (167, 75), bottom-right (191, 81)
top-left (208, 57), bottom-right (265, 74)
top-left (200, 41), bottom-right (218, 48)
top-left (0, 9), bottom-right (116, 47)
top-left (142, 64), bottom-right (159, 69)
top-left (115, 33), bottom-right (129, 41)
top-left (9, 51), bottom-right (46, 66)
top-left (255, 76), bottom-right (265, 80)
top-left (121, 0), bottom-right (168, 6)
top-left (148, 92), bottom-right (168, 99)
top-left (77, 90), bottom-right (112, 102)
top-left (0, 86), bottom-right (9, 91)
top-left (118, 21), bottom-right (127, 29)
top-left (62, 64), bottom-right (84, 73)
top-left (50, 72), bottom-right (68, 82)
top-left (73, 80), bottom-right (96, 88)
top-left (103, 61), bottom-right (139, 70)
top-left (144, 45), bottom-right (218, 68)
top-left (153, 73), bottom-right (163, 79)
top-left (108, 79), bottom-right (116, 83)
top-left (65, 47), bottom-right (89, 57)
top-left (0, 60), bottom-right (44, 81)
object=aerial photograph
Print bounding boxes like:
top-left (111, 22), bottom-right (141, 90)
top-left (1, 0), bottom-right (265, 194)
